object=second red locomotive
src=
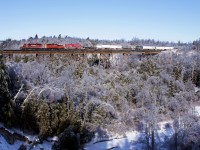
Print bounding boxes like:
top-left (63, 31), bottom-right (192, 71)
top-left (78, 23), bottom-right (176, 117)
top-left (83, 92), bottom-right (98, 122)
top-left (45, 44), bottom-right (65, 49)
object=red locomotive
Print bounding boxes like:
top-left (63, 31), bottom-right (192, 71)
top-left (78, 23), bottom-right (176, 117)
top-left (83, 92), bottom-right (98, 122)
top-left (20, 43), bottom-right (43, 49)
top-left (44, 44), bottom-right (65, 49)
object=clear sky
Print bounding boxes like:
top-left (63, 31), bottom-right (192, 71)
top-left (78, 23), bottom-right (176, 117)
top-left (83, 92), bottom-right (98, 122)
top-left (0, 0), bottom-right (200, 42)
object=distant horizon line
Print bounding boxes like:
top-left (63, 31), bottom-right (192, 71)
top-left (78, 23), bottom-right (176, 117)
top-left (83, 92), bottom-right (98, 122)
top-left (0, 35), bottom-right (197, 43)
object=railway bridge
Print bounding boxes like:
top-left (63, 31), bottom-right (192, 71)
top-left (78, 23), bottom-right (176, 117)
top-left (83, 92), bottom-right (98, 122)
top-left (0, 49), bottom-right (163, 64)
top-left (0, 49), bottom-right (162, 55)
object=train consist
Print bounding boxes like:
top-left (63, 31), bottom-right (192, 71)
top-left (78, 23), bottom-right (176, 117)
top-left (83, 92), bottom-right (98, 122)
top-left (20, 43), bottom-right (175, 51)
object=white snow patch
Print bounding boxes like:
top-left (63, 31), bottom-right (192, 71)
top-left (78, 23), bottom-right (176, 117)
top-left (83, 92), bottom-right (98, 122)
top-left (85, 131), bottom-right (143, 150)
top-left (195, 106), bottom-right (200, 116)
top-left (48, 136), bottom-right (58, 141)
top-left (195, 87), bottom-right (200, 93)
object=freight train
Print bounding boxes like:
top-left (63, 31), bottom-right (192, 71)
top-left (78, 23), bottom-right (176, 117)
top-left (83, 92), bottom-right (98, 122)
top-left (20, 43), bottom-right (124, 50)
top-left (20, 43), bottom-right (175, 51)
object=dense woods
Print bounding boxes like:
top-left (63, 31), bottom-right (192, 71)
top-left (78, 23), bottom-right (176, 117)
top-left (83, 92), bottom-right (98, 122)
top-left (0, 37), bottom-right (200, 149)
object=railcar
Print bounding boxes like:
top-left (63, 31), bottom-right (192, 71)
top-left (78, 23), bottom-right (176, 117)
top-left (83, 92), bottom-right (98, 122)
top-left (136, 46), bottom-right (156, 50)
top-left (20, 43), bottom-right (43, 49)
top-left (45, 44), bottom-right (65, 49)
top-left (65, 43), bottom-right (82, 49)
top-left (96, 44), bottom-right (122, 50)
top-left (155, 46), bottom-right (174, 50)
top-left (136, 46), bottom-right (174, 51)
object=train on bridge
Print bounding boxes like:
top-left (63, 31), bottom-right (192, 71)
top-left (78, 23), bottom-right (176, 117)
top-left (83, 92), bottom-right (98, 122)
top-left (20, 43), bottom-right (175, 51)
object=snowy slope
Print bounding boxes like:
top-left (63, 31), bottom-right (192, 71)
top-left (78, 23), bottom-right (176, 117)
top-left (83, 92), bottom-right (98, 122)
top-left (0, 134), bottom-right (22, 150)
top-left (0, 123), bottom-right (54, 150)
top-left (0, 120), bottom-right (175, 149)
top-left (85, 131), bottom-right (143, 150)
top-left (0, 133), bottom-right (53, 150)
top-left (85, 121), bottom-right (174, 150)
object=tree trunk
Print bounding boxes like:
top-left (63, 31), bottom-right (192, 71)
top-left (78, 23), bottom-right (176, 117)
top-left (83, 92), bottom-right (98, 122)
top-left (174, 132), bottom-right (178, 150)
top-left (145, 124), bottom-right (150, 149)
top-left (151, 129), bottom-right (155, 150)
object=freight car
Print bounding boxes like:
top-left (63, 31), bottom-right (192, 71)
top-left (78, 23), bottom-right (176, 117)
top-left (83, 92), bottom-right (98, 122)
top-left (136, 46), bottom-right (156, 50)
top-left (65, 43), bottom-right (82, 49)
top-left (155, 46), bottom-right (174, 50)
top-left (96, 44), bottom-right (122, 50)
top-left (136, 46), bottom-right (174, 51)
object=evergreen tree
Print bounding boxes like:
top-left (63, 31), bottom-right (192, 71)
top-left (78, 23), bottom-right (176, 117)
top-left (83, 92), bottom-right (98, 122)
top-left (35, 34), bottom-right (38, 39)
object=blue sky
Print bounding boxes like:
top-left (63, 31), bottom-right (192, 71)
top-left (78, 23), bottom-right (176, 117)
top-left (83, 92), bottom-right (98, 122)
top-left (0, 0), bottom-right (200, 42)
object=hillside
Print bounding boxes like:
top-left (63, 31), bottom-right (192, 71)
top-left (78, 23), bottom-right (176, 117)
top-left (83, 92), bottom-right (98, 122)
top-left (0, 40), bottom-right (200, 149)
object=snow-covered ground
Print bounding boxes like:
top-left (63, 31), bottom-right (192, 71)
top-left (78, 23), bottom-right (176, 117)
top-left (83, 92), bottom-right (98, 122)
top-left (0, 121), bottom-right (175, 150)
top-left (0, 119), bottom-right (179, 150)
top-left (0, 134), bottom-right (52, 150)
top-left (0, 123), bottom-right (54, 150)
top-left (85, 121), bottom-right (174, 150)
top-left (31, 141), bottom-right (53, 150)
top-left (85, 131), bottom-right (143, 150)
top-left (0, 134), bottom-right (23, 150)
top-left (0, 134), bottom-right (53, 150)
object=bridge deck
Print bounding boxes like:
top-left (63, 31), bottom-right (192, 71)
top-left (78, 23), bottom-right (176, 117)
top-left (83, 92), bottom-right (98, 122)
top-left (0, 49), bottom-right (162, 55)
